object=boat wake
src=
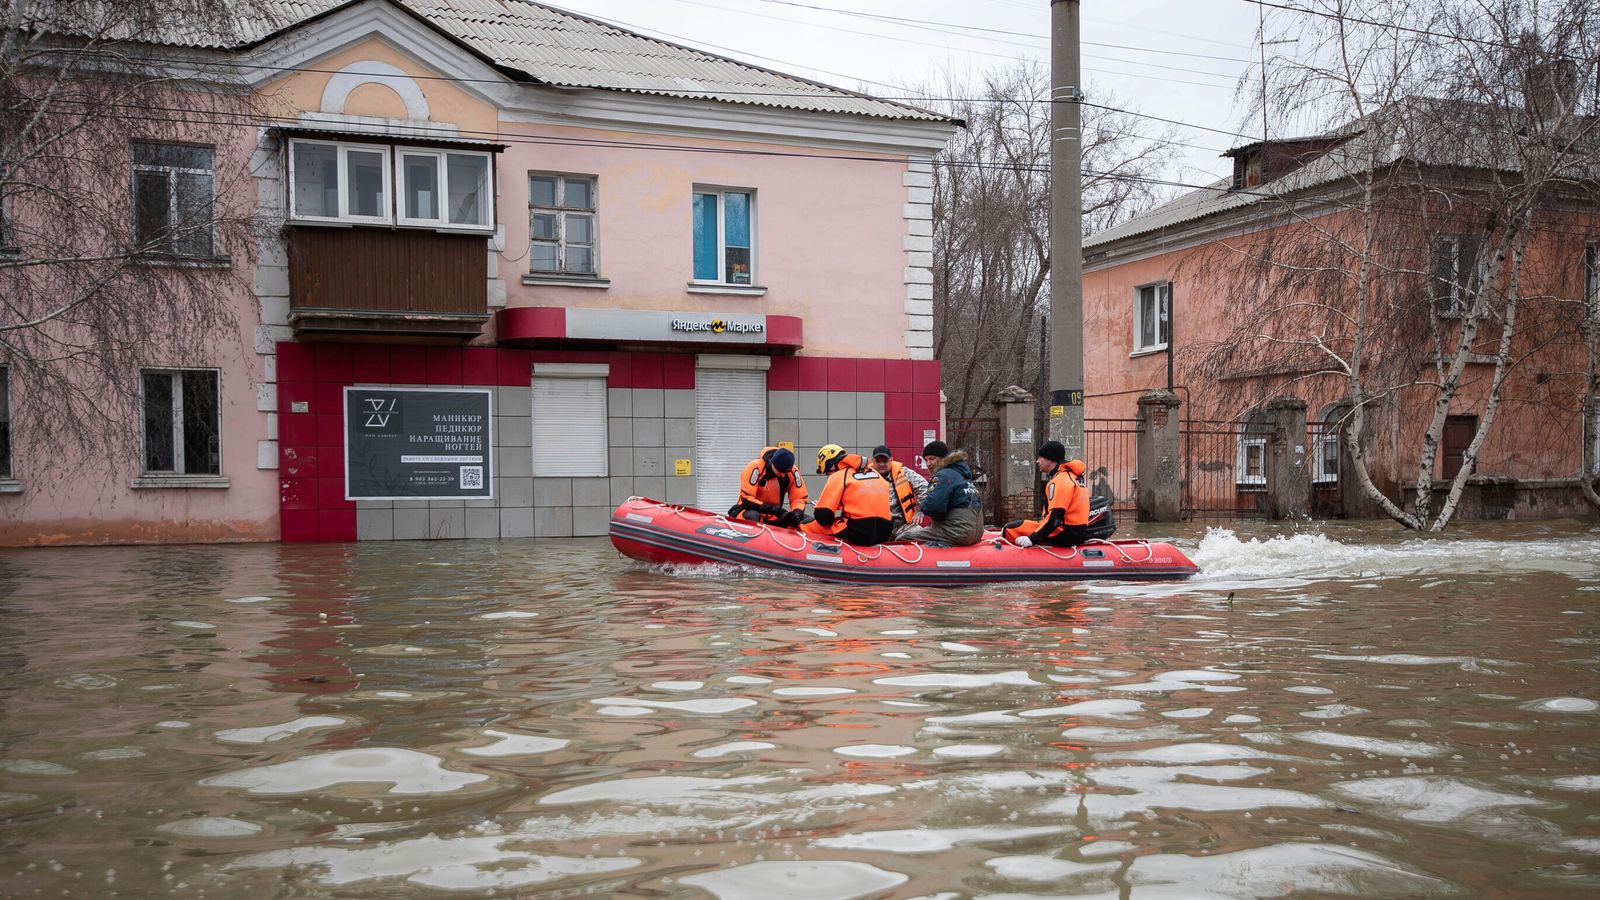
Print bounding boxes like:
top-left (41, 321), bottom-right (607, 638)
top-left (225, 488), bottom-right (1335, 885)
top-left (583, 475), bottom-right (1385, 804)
top-left (1088, 527), bottom-right (1600, 599)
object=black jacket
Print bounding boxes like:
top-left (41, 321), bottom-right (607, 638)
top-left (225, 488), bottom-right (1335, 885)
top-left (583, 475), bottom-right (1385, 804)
top-left (920, 451), bottom-right (979, 518)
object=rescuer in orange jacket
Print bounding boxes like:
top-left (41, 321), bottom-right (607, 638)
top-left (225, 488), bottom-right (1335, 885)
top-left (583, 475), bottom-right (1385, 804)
top-left (1002, 441), bottom-right (1090, 548)
top-left (869, 444), bottom-right (928, 535)
top-left (728, 446), bottom-right (808, 528)
top-left (800, 444), bottom-right (894, 546)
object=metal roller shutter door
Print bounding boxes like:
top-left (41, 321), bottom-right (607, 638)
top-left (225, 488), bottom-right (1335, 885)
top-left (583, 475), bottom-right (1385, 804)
top-left (531, 375), bottom-right (608, 478)
top-left (694, 369), bottom-right (768, 512)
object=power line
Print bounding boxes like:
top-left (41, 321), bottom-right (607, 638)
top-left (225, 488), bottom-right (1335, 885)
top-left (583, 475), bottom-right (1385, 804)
top-left (1240, 0), bottom-right (1593, 59)
top-left (14, 92), bottom-right (1210, 185)
top-left (96, 48), bottom-right (1258, 148)
top-left (650, 0), bottom-right (1243, 87)
top-left (751, 0), bottom-right (1259, 63)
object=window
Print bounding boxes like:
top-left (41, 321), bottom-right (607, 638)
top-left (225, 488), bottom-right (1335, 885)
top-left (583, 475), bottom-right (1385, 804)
top-left (1312, 406), bottom-right (1344, 484)
top-left (531, 365), bottom-right (608, 477)
top-left (132, 143), bottom-right (215, 257)
top-left (141, 369), bottom-right (220, 475)
top-left (1441, 414), bottom-right (1477, 480)
top-left (1134, 282), bottom-right (1170, 353)
top-left (290, 139), bottom-right (391, 224)
top-left (528, 174), bottom-right (597, 275)
top-left (1432, 235), bottom-right (1480, 316)
top-left (398, 149), bottom-right (492, 228)
top-left (0, 366), bottom-right (11, 479)
top-left (1236, 435), bottom-right (1267, 486)
top-left (1236, 411), bottom-right (1269, 488)
top-left (692, 188), bottom-right (754, 285)
top-left (1585, 243), bottom-right (1597, 320)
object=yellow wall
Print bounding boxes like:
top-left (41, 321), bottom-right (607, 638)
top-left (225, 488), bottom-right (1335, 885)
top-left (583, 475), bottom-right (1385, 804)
top-left (253, 36), bottom-right (498, 137)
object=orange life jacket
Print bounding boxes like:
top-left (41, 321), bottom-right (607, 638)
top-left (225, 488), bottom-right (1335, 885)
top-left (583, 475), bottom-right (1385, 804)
top-left (811, 456), bottom-right (892, 534)
top-left (884, 459), bottom-right (919, 519)
top-left (737, 446), bottom-right (808, 518)
top-left (1042, 460), bottom-right (1089, 526)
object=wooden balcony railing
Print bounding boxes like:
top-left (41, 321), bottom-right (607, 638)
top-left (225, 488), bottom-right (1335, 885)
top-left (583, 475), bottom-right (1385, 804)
top-left (287, 227), bottom-right (490, 338)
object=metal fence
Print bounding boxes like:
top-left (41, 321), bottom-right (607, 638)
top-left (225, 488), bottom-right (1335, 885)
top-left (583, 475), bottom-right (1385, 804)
top-left (1085, 418), bottom-right (1140, 516)
top-left (1181, 419), bottom-right (1274, 520)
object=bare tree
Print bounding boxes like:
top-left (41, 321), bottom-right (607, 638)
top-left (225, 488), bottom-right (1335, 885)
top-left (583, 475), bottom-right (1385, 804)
top-left (0, 1), bottom-right (275, 486)
top-left (925, 62), bottom-right (1173, 434)
top-left (1190, 0), bottom-right (1600, 530)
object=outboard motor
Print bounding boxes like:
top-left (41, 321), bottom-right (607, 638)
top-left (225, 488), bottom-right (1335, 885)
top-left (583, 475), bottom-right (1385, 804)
top-left (1086, 494), bottom-right (1116, 540)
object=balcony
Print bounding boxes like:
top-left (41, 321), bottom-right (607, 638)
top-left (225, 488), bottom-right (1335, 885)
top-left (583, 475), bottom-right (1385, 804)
top-left (287, 227), bottom-right (490, 339)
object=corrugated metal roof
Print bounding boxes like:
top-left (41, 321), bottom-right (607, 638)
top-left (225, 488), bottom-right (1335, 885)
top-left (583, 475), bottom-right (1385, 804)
top-left (186, 0), bottom-right (949, 122)
top-left (1086, 99), bottom-right (1596, 250)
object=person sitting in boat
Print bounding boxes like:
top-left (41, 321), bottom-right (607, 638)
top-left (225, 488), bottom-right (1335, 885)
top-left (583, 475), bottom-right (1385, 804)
top-left (800, 443), bottom-right (894, 545)
top-left (895, 440), bottom-right (984, 547)
top-left (1002, 441), bottom-right (1089, 548)
top-left (868, 444), bottom-right (928, 536)
top-left (728, 446), bottom-right (808, 528)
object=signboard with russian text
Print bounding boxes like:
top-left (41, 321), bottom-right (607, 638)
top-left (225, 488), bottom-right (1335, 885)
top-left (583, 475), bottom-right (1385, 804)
top-left (344, 387), bottom-right (494, 500)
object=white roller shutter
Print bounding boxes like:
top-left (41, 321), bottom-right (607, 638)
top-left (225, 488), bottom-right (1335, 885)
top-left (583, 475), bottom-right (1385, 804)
top-left (532, 374), bottom-right (608, 477)
top-left (695, 368), bottom-right (767, 511)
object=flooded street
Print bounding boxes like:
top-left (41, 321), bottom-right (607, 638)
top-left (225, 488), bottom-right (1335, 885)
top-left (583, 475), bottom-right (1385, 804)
top-left (2, 522), bottom-right (1599, 899)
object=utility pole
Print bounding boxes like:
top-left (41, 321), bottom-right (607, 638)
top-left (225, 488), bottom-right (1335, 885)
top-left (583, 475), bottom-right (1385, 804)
top-left (1048, 0), bottom-right (1084, 458)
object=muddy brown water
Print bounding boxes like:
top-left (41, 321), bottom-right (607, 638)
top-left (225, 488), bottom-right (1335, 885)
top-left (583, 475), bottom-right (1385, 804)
top-left (1, 521), bottom-right (1598, 899)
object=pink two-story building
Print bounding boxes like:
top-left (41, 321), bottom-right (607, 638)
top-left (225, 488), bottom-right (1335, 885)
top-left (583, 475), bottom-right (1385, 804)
top-left (0, 0), bottom-right (957, 545)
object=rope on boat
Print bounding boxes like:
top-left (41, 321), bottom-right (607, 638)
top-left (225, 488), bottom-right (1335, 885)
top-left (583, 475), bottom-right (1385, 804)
top-left (762, 523), bottom-right (810, 552)
top-left (882, 542), bottom-right (925, 564)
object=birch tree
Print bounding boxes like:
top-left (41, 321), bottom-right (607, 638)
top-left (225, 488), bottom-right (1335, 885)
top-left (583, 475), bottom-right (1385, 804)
top-left (1192, 0), bottom-right (1599, 530)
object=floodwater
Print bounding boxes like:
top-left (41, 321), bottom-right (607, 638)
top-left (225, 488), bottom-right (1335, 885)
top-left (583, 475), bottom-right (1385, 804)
top-left (1, 521), bottom-right (1598, 899)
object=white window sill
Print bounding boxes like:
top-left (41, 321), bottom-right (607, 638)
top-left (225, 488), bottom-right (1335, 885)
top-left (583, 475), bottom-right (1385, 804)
top-left (523, 274), bottom-right (611, 288)
top-left (1312, 478), bottom-right (1338, 485)
top-left (686, 283), bottom-right (767, 296)
top-left (0, 478), bottom-right (22, 494)
top-left (132, 475), bottom-right (231, 490)
top-left (1129, 346), bottom-right (1168, 358)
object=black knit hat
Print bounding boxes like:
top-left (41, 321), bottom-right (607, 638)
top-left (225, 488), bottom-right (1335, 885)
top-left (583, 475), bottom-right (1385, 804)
top-left (922, 440), bottom-right (950, 458)
top-left (1037, 440), bottom-right (1066, 463)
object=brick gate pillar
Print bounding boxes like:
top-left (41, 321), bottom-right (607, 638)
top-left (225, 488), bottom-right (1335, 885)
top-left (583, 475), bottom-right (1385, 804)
top-left (993, 385), bottom-right (1038, 524)
top-left (1136, 389), bottom-right (1182, 522)
top-left (1265, 396), bottom-right (1309, 519)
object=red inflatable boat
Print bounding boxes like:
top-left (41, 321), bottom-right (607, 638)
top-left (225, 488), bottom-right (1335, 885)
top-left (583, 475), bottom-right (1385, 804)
top-left (609, 498), bottom-right (1198, 586)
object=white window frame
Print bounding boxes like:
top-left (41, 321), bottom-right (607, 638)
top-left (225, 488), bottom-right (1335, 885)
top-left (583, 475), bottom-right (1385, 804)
top-left (691, 186), bottom-right (757, 286)
top-left (1236, 437), bottom-right (1267, 487)
top-left (139, 367), bottom-right (222, 476)
top-left (530, 363), bottom-right (609, 478)
top-left (395, 148), bottom-right (493, 230)
top-left (288, 138), bottom-right (393, 225)
top-left (1133, 281), bottom-right (1170, 353)
top-left (131, 142), bottom-right (216, 257)
top-left (528, 172), bottom-right (599, 276)
top-left (397, 149), bottom-right (446, 227)
top-left (1312, 427), bottom-right (1339, 484)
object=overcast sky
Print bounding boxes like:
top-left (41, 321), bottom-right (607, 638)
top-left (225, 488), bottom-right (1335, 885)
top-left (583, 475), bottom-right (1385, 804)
top-left (543, 0), bottom-right (1271, 189)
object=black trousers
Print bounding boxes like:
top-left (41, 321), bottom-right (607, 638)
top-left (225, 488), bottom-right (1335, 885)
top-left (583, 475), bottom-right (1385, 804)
top-left (836, 517), bottom-right (894, 546)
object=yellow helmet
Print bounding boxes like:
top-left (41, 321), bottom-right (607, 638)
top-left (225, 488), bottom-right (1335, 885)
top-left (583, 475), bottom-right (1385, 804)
top-left (816, 443), bottom-right (847, 474)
